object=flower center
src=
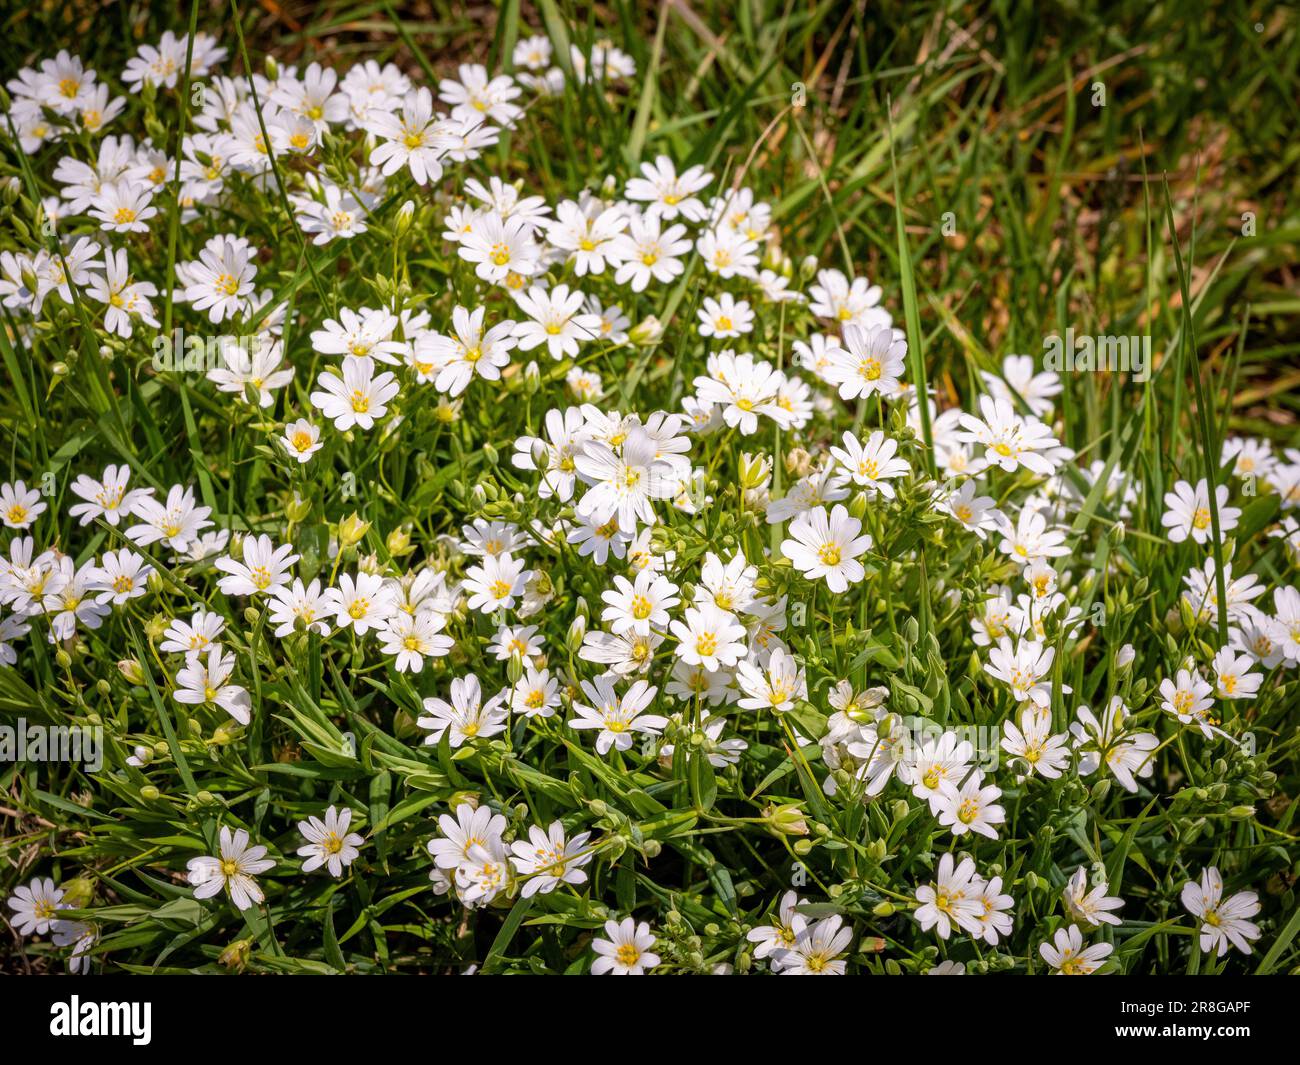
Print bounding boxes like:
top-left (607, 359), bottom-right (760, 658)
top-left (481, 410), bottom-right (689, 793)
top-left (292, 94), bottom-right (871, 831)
top-left (817, 543), bottom-right (842, 566)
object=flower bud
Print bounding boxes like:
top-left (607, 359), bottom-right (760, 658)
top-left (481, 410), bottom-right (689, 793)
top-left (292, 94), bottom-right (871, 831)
top-left (285, 492), bottom-right (311, 523)
top-left (629, 316), bottom-right (662, 345)
top-left (738, 452), bottom-right (772, 490)
top-left (386, 526), bottom-right (414, 557)
top-left (139, 785), bottom-right (160, 802)
top-left (762, 802), bottom-right (809, 837)
top-left (60, 877), bottom-right (94, 909)
top-left (219, 938), bottom-right (252, 972)
top-left (395, 199), bottom-right (415, 236)
top-left (566, 612), bottom-right (587, 653)
top-left (338, 512), bottom-right (370, 548)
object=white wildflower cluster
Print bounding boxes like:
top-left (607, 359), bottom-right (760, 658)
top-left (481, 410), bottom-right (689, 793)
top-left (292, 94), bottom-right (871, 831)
top-left (0, 23), bottom-right (1292, 980)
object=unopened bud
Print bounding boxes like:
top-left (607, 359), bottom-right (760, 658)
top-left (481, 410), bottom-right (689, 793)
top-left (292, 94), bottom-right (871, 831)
top-left (629, 316), bottom-right (662, 345)
top-left (738, 452), bottom-right (772, 490)
top-left (386, 526), bottom-right (413, 557)
top-left (762, 802), bottom-right (809, 837)
top-left (285, 492), bottom-right (311, 523)
top-left (338, 512), bottom-right (370, 547)
top-left (395, 199), bottom-right (415, 235)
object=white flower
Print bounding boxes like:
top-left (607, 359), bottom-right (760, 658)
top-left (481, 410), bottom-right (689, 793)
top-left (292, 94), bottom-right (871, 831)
top-left (625, 155), bottom-right (712, 222)
top-left (1181, 867), bottom-right (1261, 956)
top-left (997, 505), bottom-right (1070, 565)
top-left (6, 876), bottom-right (64, 935)
top-left (829, 430), bottom-right (910, 497)
top-left (692, 351), bottom-right (786, 435)
top-left (90, 548), bottom-right (154, 606)
top-left (956, 394), bottom-right (1064, 476)
top-left (366, 87), bottom-right (453, 185)
top-left (378, 611), bottom-right (454, 673)
top-left (455, 842), bottom-right (513, 908)
top-left (579, 627), bottom-right (662, 676)
top-left (545, 199), bottom-right (628, 275)
top-left (187, 826), bottom-right (275, 910)
top-left (937, 479), bottom-right (1000, 539)
top-left (463, 552), bottom-right (531, 614)
top-left (271, 62), bottom-right (348, 132)
top-left (980, 354), bottom-right (1061, 418)
top-left (0, 480), bottom-right (46, 529)
top-left (509, 664), bottom-right (560, 718)
top-left (280, 419), bottom-right (323, 463)
top-left (510, 821), bottom-right (593, 897)
top-left (697, 294), bottom-right (754, 339)
top-left (824, 323), bottom-right (906, 401)
top-left (439, 62), bottom-right (522, 126)
top-left (914, 853), bottom-right (983, 939)
top-left (1000, 707), bottom-right (1070, 779)
top-left (669, 603), bottom-right (748, 671)
top-left (291, 806), bottom-right (363, 879)
top-left (897, 731), bottom-right (975, 810)
top-left (160, 609), bottom-right (226, 655)
top-left (267, 578), bottom-right (333, 638)
top-left (329, 572), bottom-right (397, 635)
top-left (309, 355), bottom-right (401, 431)
top-left (1162, 479), bottom-right (1240, 544)
top-left (781, 504), bottom-right (872, 593)
top-left (609, 213), bottom-right (691, 291)
top-left (591, 916), bottom-right (660, 974)
top-left (512, 407), bottom-right (589, 502)
top-left (214, 534), bottom-right (299, 598)
top-left (1039, 925), bottom-right (1112, 974)
top-left (174, 647), bottom-right (252, 725)
top-left (778, 915), bottom-right (853, 975)
top-left (570, 677), bottom-right (666, 755)
top-left (983, 636), bottom-right (1063, 708)
top-left (745, 890), bottom-right (807, 967)
top-left (933, 775), bottom-right (1005, 839)
top-left (458, 210), bottom-right (540, 283)
top-left (574, 426), bottom-right (678, 533)
top-left (1071, 698), bottom-right (1158, 793)
top-left (418, 674), bottom-right (508, 747)
top-left (600, 570), bottom-right (680, 636)
top-left (696, 227), bottom-right (758, 279)
top-left (512, 283), bottom-right (601, 359)
top-left (808, 269), bottom-right (891, 330)
top-left (87, 246), bottom-right (157, 337)
top-left (69, 465), bottom-right (149, 526)
top-left (1063, 867), bottom-right (1125, 928)
top-left (1267, 585), bottom-right (1300, 664)
top-left (1157, 668), bottom-right (1219, 738)
top-left (181, 235), bottom-right (255, 323)
top-left (427, 802), bottom-right (507, 870)
top-left (310, 306), bottom-right (407, 363)
top-left (735, 646), bottom-right (806, 712)
top-left (417, 305), bottom-right (517, 397)
top-left (208, 337), bottom-right (294, 408)
top-left (89, 180), bottom-right (156, 233)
